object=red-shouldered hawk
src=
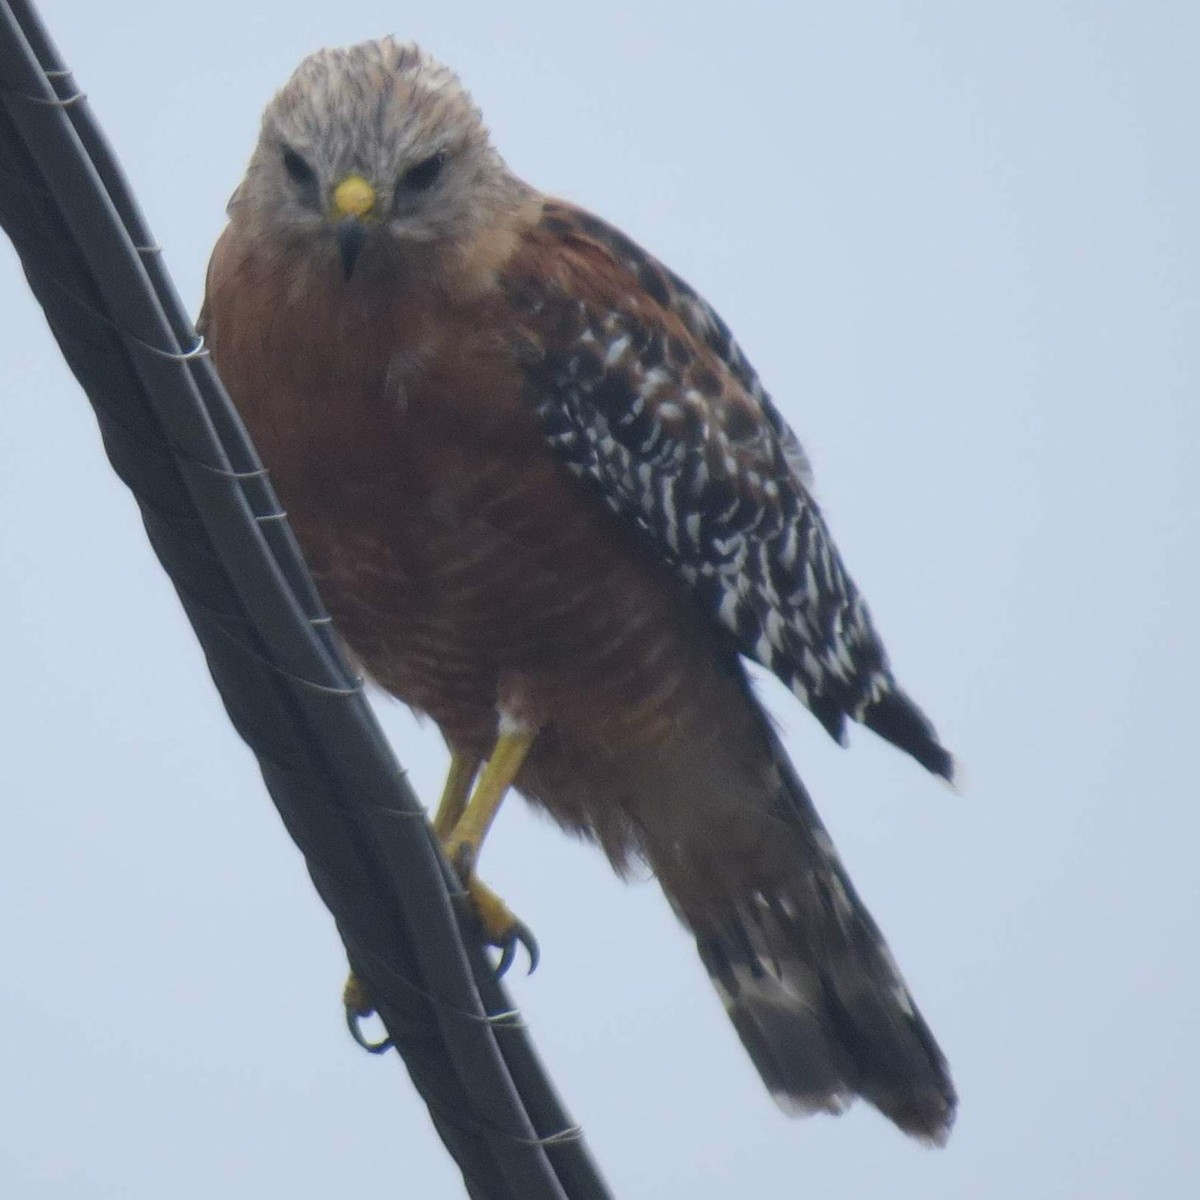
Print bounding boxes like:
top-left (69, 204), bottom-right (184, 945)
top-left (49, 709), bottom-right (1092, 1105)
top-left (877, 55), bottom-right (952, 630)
top-left (203, 38), bottom-right (958, 1143)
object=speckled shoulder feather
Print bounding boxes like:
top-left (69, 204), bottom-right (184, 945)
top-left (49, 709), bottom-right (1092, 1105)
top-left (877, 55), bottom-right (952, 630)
top-left (502, 200), bottom-right (953, 779)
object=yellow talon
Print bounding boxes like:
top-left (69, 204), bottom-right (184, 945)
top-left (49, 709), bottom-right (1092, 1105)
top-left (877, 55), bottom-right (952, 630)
top-left (342, 971), bottom-right (372, 1017)
top-left (342, 971), bottom-right (391, 1053)
top-left (457, 874), bottom-right (541, 975)
top-left (466, 875), bottom-right (519, 944)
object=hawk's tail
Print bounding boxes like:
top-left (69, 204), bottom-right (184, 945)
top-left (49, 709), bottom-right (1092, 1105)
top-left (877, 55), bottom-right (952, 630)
top-left (675, 726), bottom-right (956, 1143)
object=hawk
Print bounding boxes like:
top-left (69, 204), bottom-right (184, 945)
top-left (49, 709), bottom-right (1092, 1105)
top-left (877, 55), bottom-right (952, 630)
top-left (203, 38), bottom-right (958, 1143)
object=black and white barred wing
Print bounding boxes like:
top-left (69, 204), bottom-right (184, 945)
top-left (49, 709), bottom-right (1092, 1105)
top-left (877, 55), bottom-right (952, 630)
top-left (506, 201), bottom-right (953, 780)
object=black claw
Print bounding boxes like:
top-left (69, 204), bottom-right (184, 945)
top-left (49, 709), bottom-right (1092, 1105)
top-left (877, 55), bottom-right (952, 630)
top-left (495, 937), bottom-right (517, 978)
top-left (492, 919), bottom-right (540, 978)
top-left (520, 921), bottom-right (541, 975)
top-left (346, 1004), bottom-right (393, 1054)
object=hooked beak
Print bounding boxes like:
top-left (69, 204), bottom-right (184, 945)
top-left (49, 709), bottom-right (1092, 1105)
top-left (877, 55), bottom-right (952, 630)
top-left (331, 174), bottom-right (377, 280)
top-left (336, 218), bottom-right (367, 279)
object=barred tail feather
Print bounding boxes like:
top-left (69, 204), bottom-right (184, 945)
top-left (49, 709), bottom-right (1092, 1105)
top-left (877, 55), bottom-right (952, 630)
top-left (682, 729), bottom-right (956, 1143)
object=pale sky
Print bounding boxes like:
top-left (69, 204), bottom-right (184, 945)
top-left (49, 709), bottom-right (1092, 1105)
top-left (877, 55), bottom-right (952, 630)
top-left (2, 2), bottom-right (1197, 1197)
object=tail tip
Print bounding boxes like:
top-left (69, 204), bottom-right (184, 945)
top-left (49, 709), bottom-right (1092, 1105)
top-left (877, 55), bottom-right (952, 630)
top-left (877, 1083), bottom-right (958, 1147)
top-left (770, 1083), bottom-right (956, 1146)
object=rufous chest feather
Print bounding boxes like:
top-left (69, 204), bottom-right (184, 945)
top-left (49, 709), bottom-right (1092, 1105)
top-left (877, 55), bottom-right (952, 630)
top-left (205, 244), bottom-right (698, 743)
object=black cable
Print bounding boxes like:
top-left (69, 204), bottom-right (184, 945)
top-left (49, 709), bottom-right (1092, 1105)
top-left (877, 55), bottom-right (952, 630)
top-left (0, 3), bottom-right (613, 1197)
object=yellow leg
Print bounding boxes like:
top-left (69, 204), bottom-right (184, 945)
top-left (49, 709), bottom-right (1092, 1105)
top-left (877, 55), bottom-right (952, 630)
top-left (442, 727), bottom-right (535, 873)
top-left (442, 727), bottom-right (538, 974)
top-left (431, 750), bottom-right (480, 839)
top-left (343, 730), bottom-right (539, 1048)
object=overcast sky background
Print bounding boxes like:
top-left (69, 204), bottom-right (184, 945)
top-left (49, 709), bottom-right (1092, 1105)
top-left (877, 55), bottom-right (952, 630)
top-left (2, 2), bottom-right (1197, 1196)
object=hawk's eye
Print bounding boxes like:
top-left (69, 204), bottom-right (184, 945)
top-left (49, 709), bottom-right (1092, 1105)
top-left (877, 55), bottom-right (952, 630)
top-left (282, 148), bottom-right (319, 200)
top-left (401, 152), bottom-right (446, 191)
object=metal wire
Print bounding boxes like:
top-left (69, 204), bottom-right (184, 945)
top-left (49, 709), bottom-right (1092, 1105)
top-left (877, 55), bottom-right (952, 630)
top-left (0, 3), bottom-right (614, 1197)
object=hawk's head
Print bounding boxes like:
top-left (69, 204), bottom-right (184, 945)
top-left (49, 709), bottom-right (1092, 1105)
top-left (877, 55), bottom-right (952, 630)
top-left (234, 38), bottom-right (527, 279)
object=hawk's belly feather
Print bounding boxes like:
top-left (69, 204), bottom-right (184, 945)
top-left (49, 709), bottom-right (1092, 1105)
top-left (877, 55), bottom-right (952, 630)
top-left (206, 247), bottom-right (760, 859)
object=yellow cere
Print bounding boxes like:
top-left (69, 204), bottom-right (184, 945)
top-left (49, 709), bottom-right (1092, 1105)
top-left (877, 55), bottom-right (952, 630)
top-left (332, 175), bottom-right (377, 218)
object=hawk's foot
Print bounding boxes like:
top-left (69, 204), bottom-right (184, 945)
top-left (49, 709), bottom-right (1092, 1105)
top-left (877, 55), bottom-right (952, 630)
top-left (456, 867), bottom-right (540, 977)
top-left (342, 971), bottom-right (392, 1053)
